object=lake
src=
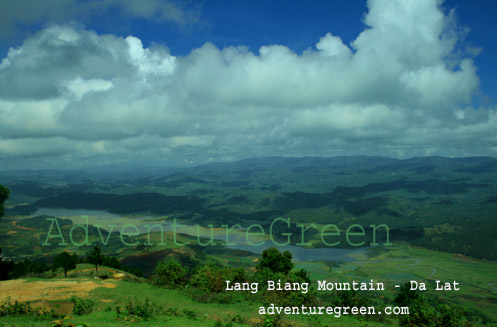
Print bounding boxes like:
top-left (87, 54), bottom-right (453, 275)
top-left (32, 208), bottom-right (369, 262)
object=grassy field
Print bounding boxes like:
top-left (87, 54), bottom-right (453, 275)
top-left (0, 265), bottom-right (392, 327)
top-left (352, 244), bottom-right (497, 323)
top-left (292, 243), bottom-right (497, 324)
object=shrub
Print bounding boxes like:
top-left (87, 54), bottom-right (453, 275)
top-left (151, 259), bottom-right (188, 288)
top-left (71, 297), bottom-right (95, 316)
top-left (260, 269), bottom-right (315, 307)
top-left (182, 308), bottom-right (197, 320)
top-left (0, 299), bottom-right (59, 320)
top-left (115, 297), bottom-right (162, 321)
top-left (256, 314), bottom-right (293, 327)
top-left (435, 303), bottom-right (467, 327)
top-left (189, 265), bottom-right (248, 297)
top-left (189, 265), bottom-right (225, 293)
top-left (0, 299), bottom-right (32, 316)
top-left (395, 283), bottom-right (473, 327)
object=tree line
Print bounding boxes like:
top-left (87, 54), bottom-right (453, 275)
top-left (0, 245), bottom-right (142, 280)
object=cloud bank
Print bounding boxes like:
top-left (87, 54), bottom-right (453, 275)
top-left (0, 0), bottom-right (496, 169)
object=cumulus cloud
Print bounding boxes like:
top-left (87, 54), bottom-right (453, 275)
top-left (0, 0), bottom-right (495, 169)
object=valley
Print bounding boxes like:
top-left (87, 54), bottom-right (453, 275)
top-left (1, 156), bottom-right (497, 326)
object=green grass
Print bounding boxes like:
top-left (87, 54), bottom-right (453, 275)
top-left (326, 243), bottom-right (497, 323)
top-left (0, 275), bottom-right (392, 327)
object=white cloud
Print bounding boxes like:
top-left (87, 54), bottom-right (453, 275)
top-left (316, 33), bottom-right (352, 58)
top-left (125, 36), bottom-right (176, 76)
top-left (65, 77), bottom-right (114, 99)
top-left (0, 0), bottom-right (495, 169)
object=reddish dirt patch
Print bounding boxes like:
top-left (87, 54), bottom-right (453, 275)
top-left (0, 279), bottom-right (117, 303)
top-left (16, 226), bottom-right (36, 231)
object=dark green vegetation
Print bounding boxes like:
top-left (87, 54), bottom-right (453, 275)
top-left (1, 156), bottom-right (497, 326)
top-left (0, 184), bottom-right (9, 219)
top-left (0, 246), bottom-right (143, 281)
top-left (3, 156), bottom-right (497, 258)
top-left (52, 251), bottom-right (78, 277)
top-left (0, 184), bottom-right (10, 280)
top-left (35, 192), bottom-right (204, 215)
top-left (86, 245), bottom-right (104, 275)
top-left (394, 282), bottom-right (471, 327)
top-left (256, 247), bottom-right (293, 274)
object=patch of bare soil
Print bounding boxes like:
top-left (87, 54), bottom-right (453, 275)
top-left (0, 279), bottom-right (117, 303)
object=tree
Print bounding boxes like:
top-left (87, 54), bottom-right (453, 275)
top-left (87, 245), bottom-right (103, 275)
top-left (395, 282), bottom-right (469, 327)
top-left (0, 184), bottom-right (9, 220)
top-left (394, 282), bottom-right (422, 307)
top-left (190, 265), bottom-right (227, 293)
top-left (52, 252), bottom-right (78, 277)
top-left (102, 255), bottom-right (121, 269)
top-left (11, 258), bottom-right (50, 278)
top-left (256, 247), bottom-right (293, 275)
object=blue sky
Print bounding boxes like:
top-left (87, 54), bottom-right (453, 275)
top-left (0, 0), bottom-right (496, 169)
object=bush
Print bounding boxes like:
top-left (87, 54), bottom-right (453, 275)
top-left (189, 265), bottom-right (225, 293)
top-left (115, 297), bottom-right (162, 321)
top-left (435, 303), bottom-right (468, 327)
top-left (182, 308), bottom-right (197, 320)
top-left (213, 314), bottom-right (245, 327)
top-left (395, 283), bottom-right (473, 327)
top-left (0, 299), bottom-right (32, 316)
top-left (256, 314), bottom-right (293, 327)
top-left (151, 259), bottom-right (188, 288)
top-left (71, 297), bottom-right (95, 316)
top-left (259, 269), bottom-right (315, 307)
top-left (0, 299), bottom-right (59, 320)
top-left (190, 265), bottom-right (248, 296)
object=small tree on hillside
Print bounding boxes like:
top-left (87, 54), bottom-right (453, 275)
top-left (0, 185), bottom-right (9, 221)
top-left (52, 252), bottom-right (78, 277)
top-left (256, 247), bottom-right (293, 274)
top-left (87, 245), bottom-right (103, 276)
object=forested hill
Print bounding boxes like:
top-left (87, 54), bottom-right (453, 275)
top-left (3, 156), bottom-right (497, 259)
top-left (35, 192), bottom-right (203, 215)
